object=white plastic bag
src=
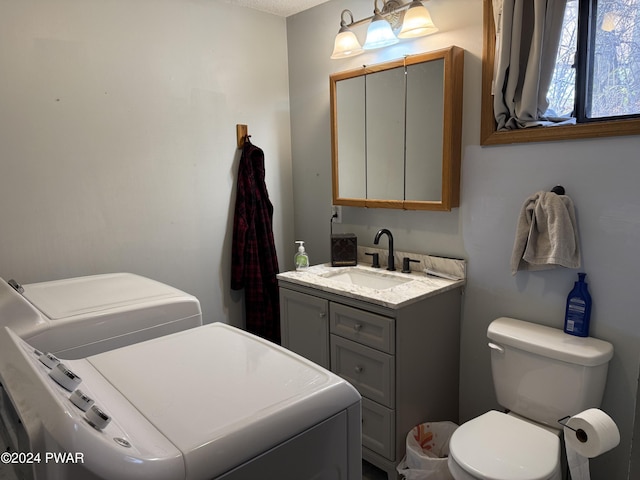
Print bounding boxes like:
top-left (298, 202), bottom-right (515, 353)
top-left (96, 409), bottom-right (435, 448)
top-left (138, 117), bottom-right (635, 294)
top-left (397, 421), bottom-right (458, 480)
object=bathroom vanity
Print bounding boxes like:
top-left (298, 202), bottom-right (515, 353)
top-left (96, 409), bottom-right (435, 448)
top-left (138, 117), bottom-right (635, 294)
top-left (278, 255), bottom-right (464, 479)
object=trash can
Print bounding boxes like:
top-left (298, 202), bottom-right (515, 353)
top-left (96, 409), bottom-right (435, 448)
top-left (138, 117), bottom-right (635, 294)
top-left (396, 421), bottom-right (458, 480)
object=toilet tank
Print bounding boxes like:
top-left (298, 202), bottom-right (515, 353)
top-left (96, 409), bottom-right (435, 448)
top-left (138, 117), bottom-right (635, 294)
top-left (487, 317), bottom-right (613, 428)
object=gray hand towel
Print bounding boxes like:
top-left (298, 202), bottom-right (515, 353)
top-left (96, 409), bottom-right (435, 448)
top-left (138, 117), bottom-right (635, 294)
top-left (511, 191), bottom-right (581, 275)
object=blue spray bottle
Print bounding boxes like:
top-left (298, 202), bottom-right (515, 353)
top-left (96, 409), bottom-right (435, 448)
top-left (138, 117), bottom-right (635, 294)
top-left (564, 273), bottom-right (592, 337)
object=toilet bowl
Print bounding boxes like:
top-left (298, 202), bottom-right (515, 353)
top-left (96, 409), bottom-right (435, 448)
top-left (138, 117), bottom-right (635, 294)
top-left (448, 317), bottom-right (613, 480)
top-left (448, 411), bottom-right (561, 480)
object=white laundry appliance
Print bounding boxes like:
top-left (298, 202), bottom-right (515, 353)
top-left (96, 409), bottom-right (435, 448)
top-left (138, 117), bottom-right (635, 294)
top-left (0, 273), bottom-right (202, 358)
top-left (0, 322), bottom-right (362, 480)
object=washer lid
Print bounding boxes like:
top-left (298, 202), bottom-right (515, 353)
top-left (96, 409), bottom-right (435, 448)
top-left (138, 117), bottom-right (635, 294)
top-left (22, 273), bottom-right (186, 319)
top-left (449, 411), bottom-right (560, 480)
top-left (87, 323), bottom-right (360, 480)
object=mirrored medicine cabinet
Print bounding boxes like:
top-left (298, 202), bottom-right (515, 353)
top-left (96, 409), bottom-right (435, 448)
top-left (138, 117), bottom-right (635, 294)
top-left (330, 46), bottom-right (464, 211)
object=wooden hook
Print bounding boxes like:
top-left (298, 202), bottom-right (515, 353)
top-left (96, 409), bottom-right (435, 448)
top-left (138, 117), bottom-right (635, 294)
top-left (236, 124), bottom-right (248, 149)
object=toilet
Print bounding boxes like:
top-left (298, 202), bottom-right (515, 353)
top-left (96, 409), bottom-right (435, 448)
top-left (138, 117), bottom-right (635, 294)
top-left (448, 317), bottom-right (614, 480)
top-left (0, 273), bottom-right (202, 358)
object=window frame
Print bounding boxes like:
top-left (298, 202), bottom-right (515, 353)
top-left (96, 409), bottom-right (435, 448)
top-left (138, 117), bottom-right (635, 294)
top-left (481, 0), bottom-right (640, 146)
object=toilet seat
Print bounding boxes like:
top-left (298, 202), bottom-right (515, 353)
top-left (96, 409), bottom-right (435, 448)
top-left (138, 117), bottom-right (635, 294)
top-left (448, 410), bottom-right (560, 480)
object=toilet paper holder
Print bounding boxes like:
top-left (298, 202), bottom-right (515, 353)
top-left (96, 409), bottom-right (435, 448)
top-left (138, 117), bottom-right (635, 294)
top-left (558, 416), bottom-right (589, 443)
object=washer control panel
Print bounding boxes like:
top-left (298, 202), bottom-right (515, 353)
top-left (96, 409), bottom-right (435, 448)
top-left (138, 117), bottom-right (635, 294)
top-left (1, 331), bottom-right (185, 480)
top-left (36, 350), bottom-right (110, 430)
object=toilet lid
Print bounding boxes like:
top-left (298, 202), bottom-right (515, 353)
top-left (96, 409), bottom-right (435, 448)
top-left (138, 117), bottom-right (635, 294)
top-left (449, 411), bottom-right (560, 480)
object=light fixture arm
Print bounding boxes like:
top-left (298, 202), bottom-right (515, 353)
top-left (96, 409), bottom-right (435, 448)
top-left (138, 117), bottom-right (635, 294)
top-left (339, 9), bottom-right (355, 28)
top-left (342, 0), bottom-right (414, 29)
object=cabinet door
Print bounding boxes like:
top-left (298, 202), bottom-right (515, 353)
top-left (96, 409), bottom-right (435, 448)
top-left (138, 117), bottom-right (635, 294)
top-left (279, 288), bottom-right (330, 369)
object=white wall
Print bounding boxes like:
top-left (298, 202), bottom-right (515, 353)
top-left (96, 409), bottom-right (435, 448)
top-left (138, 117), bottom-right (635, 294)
top-left (0, 0), bottom-right (294, 327)
top-left (287, 1), bottom-right (640, 478)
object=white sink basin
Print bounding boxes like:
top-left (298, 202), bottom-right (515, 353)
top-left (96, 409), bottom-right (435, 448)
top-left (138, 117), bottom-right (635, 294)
top-left (321, 268), bottom-right (412, 290)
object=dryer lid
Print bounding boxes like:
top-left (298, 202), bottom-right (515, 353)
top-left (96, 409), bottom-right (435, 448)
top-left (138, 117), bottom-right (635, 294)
top-left (449, 411), bottom-right (560, 480)
top-left (22, 273), bottom-right (188, 319)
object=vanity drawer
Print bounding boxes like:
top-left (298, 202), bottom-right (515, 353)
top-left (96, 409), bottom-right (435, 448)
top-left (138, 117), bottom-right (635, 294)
top-left (331, 335), bottom-right (395, 408)
top-left (330, 303), bottom-right (394, 353)
top-left (362, 397), bottom-right (395, 460)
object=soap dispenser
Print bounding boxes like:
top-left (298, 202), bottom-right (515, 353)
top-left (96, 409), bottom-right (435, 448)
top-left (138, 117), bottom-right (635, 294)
top-left (294, 241), bottom-right (309, 270)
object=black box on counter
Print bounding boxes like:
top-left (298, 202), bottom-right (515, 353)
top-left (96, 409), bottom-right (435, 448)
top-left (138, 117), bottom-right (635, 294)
top-left (331, 234), bottom-right (357, 267)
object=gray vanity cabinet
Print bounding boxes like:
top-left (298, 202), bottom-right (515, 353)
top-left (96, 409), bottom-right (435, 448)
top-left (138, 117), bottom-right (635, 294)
top-left (279, 282), bottom-right (461, 480)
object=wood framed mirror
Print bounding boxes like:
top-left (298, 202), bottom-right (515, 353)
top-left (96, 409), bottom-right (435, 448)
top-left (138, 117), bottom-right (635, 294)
top-left (330, 46), bottom-right (464, 211)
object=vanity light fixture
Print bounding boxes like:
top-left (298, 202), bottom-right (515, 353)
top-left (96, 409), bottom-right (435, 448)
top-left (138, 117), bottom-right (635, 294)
top-left (330, 0), bottom-right (438, 59)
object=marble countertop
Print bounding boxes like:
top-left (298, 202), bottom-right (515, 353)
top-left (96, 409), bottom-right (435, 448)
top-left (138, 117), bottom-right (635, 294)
top-left (277, 262), bottom-right (465, 309)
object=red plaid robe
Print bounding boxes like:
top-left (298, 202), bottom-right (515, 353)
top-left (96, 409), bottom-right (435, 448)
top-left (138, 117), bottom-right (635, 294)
top-left (231, 139), bottom-right (280, 343)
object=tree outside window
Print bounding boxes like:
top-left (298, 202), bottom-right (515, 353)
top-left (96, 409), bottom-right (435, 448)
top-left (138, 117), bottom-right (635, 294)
top-left (547, 0), bottom-right (640, 121)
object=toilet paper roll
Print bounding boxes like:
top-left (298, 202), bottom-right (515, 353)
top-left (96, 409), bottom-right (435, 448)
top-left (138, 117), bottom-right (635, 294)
top-left (564, 408), bottom-right (620, 458)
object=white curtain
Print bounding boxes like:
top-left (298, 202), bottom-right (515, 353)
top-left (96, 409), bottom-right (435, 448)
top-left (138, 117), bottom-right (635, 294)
top-left (493, 0), bottom-right (569, 130)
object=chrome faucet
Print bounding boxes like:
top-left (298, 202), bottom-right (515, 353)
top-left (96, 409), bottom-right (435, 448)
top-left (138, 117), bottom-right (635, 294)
top-left (373, 228), bottom-right (395, 271)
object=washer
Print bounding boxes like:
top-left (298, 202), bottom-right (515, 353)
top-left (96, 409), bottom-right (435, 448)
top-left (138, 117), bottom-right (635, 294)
top-left (0, 323), bottom-right (362, 480)
top-left (0, 273), bottom-right (202, 358)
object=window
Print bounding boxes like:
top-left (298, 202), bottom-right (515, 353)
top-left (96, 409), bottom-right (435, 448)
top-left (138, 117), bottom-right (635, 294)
top-left (481, 0), bottom-right (640, 145)
top-left (548, 0), bottom-right (640, 121)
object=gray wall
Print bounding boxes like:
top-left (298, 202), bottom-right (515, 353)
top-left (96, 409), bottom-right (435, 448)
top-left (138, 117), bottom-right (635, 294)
top-left (287, 1), bottom-right (640, 479)
top-left (0, 0), bottom-right (295, 328)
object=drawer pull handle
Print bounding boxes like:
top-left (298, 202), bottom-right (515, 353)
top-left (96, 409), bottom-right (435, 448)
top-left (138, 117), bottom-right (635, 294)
top-left (354, 323), bottom-right (362, 332)
top-left (319, 312), bottom-right (326, 318)
top-left (354, 365), bottom-right (364, 373)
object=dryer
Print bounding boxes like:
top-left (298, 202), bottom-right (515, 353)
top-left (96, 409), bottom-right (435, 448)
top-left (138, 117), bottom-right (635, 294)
top-left (0, 273), bottom-right (202, 358)
top-left (0, 323), bottom-right (362, 480)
